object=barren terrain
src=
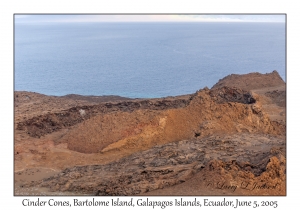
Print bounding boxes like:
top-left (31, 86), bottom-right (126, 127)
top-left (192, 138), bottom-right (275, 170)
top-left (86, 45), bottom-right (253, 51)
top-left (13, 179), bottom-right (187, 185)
top-left (14, 70), bottom-right (286, 196)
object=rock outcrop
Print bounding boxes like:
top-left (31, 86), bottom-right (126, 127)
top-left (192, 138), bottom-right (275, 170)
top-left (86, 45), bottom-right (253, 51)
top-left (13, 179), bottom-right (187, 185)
top-left (29, 133), bottom-right (285, 196)
top-left (64, 87), bottom-right (284, 154)
top-left (212, 70), bottom-right (285, 91)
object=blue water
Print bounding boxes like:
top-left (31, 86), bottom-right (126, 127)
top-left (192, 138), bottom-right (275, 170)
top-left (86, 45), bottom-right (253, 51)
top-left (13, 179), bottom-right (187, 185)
top-left (15, 22), bottom-right (286, 98)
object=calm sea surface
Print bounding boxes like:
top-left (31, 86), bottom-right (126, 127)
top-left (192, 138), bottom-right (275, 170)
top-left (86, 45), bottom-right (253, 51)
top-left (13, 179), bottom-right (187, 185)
top-left (15, 22), bottom-right (285, 98)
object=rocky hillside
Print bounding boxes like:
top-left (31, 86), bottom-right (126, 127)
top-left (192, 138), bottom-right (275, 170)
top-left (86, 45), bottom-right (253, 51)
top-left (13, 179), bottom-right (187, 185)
top-left (27, 133), bottom-right (285, 196)
top-left (64, 86), bottom-right (284, 154)
top-left (14, 70), bottom-right (286, 196)
top-left (212, 70), bottom-right (285, 91)
top-left (16, 86), bottom-right (285, 154)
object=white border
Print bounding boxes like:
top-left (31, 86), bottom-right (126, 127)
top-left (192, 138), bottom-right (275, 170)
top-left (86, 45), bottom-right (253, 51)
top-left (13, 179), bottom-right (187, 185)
top-left (2, 0), bottom-right (298, 209)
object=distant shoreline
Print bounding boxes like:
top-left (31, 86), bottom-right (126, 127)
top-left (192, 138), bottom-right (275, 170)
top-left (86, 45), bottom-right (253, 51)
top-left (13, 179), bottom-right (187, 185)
top-left (14, 70), bottom-right (286, 102)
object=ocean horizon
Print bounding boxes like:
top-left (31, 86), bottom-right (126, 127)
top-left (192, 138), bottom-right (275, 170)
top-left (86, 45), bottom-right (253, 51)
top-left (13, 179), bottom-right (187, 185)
top-left (15, 22), bottom-right (286, 98)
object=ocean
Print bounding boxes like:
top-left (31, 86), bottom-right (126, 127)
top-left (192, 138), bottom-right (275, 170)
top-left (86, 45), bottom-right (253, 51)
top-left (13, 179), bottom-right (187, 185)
top-left (14, 22), bottom-right (286, 98)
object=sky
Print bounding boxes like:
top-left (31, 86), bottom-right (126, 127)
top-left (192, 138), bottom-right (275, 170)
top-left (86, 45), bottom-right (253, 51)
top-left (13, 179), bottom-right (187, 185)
top-left (15, 14), bottom-right (286, 24)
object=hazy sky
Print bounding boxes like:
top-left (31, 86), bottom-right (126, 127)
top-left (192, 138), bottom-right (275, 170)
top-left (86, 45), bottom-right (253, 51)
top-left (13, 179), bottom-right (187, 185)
top-left (15, 14), bottom-right (285, 23)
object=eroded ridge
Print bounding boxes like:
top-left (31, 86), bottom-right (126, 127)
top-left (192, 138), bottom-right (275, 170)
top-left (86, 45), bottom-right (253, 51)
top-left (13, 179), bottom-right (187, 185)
top-left (16, 97), bottom-right (192, 138)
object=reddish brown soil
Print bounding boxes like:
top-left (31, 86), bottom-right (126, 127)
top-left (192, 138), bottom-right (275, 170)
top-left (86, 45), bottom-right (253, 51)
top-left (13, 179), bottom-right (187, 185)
top-left (212, 70), bottom-right (285, 91)
top-left (14, 71), bottom-right (286, 196)
top-left (26, 133), bottom-right (285, 196)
